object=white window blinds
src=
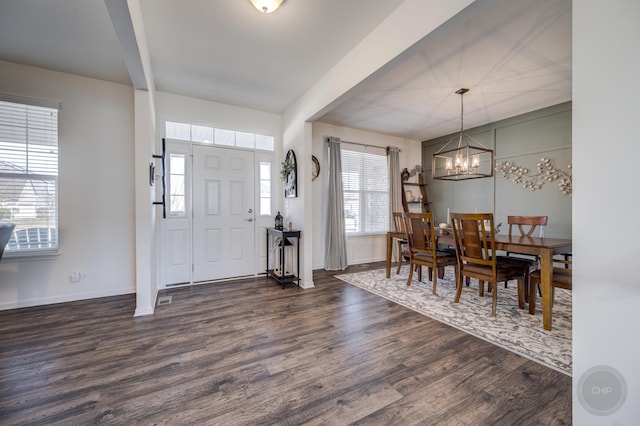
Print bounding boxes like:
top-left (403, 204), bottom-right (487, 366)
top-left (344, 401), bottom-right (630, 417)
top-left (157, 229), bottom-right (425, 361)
top-left (0, 97), bottom-right (59, 253)
top-left (341, 148), bottom-right (389, 233)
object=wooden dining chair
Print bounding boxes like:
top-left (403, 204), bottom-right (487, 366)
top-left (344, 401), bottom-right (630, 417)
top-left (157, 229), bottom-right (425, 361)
top-left (507, 215), bottom-right (548, 238)
top-left (528, 259), bottom-right (572, 317)
top-left (403, 212), bottom-right (457, 294)
top-left (498, 215), bottom-right (548, 302)
top-left (451, 212), bottom-right (526, 316)
top-left (392, 212), bottom-right (409, 274)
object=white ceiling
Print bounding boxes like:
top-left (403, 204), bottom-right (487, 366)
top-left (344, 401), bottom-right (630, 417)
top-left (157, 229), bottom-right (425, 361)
top-left (138, 0), bottom-right (406, 114)
top-left (0, 0), bottom-right (571, 142)
top-left (0, 0), bottom-right (131, 85)
top-left (320, 0), bottom-right (572, 140)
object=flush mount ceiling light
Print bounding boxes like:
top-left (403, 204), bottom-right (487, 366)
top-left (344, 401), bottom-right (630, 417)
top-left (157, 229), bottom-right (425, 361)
top-left (432, 88), bottom-right (494, 181)
top-left (250, 0), bottom-right (284, 13)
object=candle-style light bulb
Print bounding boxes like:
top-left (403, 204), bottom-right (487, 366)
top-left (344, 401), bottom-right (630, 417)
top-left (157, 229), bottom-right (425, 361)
top-left (446, 157), bottom-right (453, 171)
top-left (455, 153), bottom-right (462, 169)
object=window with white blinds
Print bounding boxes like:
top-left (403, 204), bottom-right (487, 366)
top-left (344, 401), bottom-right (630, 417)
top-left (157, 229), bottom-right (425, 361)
top-left (341, 148), bottom-right (389, 234)
top-left (0, 97), bottom-right (59, 253)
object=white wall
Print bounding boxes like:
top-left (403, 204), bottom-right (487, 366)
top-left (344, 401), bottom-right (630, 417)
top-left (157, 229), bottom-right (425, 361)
top-left (284, 0), bottom-right (475, 281)
top-left (133, 89), bottom-right (157, 316)
top-left (0, 60), bottom-right (136, 309)
top-left (311, 121), bottom-right (421, 269)
top-left (155, 92), bottom-right (282, 140)
top-left (573, 1), bottom-right (640, 423)
top-left (281, 120), bottom-right (309, 285)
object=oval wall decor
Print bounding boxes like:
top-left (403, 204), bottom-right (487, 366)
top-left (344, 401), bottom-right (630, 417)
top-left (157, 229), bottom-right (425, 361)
top-left (311, 155), bottom-right (320, 181)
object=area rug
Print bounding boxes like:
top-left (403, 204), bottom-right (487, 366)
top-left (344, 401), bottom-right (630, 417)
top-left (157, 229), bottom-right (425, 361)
top-left (336, 267), bottom-right (572, 376)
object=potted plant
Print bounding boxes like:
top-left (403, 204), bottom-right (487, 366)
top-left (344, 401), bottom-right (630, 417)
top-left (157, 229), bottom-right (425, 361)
top-left (280, 158), bottom-right (294, 180)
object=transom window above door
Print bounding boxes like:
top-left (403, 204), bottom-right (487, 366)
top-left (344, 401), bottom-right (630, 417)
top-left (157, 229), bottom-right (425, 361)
top-left (165, 121), bottom-right (274, 151)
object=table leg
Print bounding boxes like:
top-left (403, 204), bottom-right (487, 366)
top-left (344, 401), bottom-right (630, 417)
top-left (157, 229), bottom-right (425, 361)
top-left (280, 242), bottom-right (285, 289)
top-left (386, 232), bottom-right (393, 278)
top-left (296, 236), bottom-right (300, 287)
top-left (540, 248), bottom-right (553, 331)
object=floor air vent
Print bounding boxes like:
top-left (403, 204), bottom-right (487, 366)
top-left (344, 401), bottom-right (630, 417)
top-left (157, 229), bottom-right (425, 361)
top-left (157, 295), bottom-right (172, 306)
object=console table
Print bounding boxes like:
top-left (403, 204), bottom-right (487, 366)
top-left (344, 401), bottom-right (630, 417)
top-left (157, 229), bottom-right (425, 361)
top-left (266, 228), bottom-right (301, 288)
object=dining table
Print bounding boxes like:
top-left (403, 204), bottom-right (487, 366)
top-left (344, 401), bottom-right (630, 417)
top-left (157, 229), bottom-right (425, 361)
top-left (385, 229), bottom-right (572, 331)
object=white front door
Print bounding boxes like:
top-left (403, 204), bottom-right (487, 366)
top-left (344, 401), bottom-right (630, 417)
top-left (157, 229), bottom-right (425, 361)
top-left (192, 145), bottom-right (256, 281)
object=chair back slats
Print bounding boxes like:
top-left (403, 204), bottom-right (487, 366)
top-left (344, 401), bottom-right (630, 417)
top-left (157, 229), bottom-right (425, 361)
top-left (392, 211), bottom-right (406, 233)
top-left (404, 212), bottom-right (436, 254)
top-left (461, 219), bottom-right (483, 258)
top-left (452, 213), bottom-right (494, 268)
top-left (508, 215), bottom-right (548, 238)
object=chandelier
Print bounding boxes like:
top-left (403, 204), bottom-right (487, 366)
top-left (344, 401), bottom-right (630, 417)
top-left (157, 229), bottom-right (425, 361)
top-left (432, 88), bottom-right (494, 181)
top-left (249, 0), bottom-right (284, 13)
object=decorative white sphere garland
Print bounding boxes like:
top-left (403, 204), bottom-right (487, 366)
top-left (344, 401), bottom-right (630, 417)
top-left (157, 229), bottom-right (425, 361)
top-left (494, 157), bottom-right (572, 196)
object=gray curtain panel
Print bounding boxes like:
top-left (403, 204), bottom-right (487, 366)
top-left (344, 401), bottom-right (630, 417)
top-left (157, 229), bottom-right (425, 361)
top-left (387, 146), bottom-right (402, 224)
top-left (387, 146), bottom-right (402, 263)
top-left (324, 137), bottom-right (348, 270)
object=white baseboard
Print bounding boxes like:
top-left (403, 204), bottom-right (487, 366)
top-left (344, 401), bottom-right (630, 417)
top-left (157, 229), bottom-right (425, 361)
top-left (0, 287), bottom-right (135, 311)
top-left (313, 256), bottom-right (385, 271)
top-left (348, 256), bottom-right (385, 265)
top-left (134, 305), bottom-right (155, 316)
top-left (134, 288), bottom-right (158, 317)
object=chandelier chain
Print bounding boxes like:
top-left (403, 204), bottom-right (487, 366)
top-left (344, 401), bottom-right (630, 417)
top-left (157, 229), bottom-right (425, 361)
top-left (460, 91), bottom-right (464, 134)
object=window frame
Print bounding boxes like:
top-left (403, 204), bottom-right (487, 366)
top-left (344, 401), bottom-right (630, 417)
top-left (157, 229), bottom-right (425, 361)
top-left (0, 94), bottom-right (61, 258)
top-left (167, 152), bottom-right (187, 218)
top-left (165, 121), bottom-right (274, 152)
top-left (340, 145), bottom-right (389, 236)
top-left (258, 161), bottom-right (272, 216)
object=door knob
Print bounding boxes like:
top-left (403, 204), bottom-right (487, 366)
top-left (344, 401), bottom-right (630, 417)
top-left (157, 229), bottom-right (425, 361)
top-left (245, 218), bottom-right (253, 222)
top-left (248, 208), bottom-right (253, 213)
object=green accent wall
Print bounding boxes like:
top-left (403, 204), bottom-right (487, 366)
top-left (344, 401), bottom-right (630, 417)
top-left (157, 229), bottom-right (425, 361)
top-left (422, 102), bottom-right (571, 238)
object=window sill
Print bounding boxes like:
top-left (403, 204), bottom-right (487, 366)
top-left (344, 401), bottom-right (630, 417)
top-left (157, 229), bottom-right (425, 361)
top-left (2, 250), bottom-right (61, 262)
top-left (346, 232), bottom-right (387, 238)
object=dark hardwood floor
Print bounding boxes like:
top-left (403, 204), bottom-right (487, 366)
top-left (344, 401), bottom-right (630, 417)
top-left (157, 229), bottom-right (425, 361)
top-left (0, 262), bottom-right (571, 425)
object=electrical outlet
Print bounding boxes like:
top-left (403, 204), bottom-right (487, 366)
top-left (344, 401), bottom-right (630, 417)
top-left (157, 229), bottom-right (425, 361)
top-left (70, 271), bottom-right (80, 283)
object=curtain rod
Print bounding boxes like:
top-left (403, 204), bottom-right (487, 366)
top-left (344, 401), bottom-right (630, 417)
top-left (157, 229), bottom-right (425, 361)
top-left (341, 139), bottom-right (402, 152)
